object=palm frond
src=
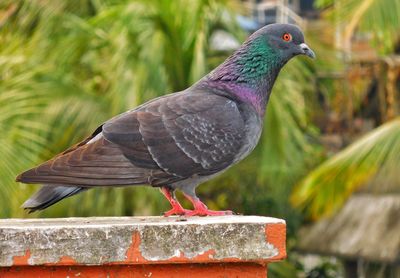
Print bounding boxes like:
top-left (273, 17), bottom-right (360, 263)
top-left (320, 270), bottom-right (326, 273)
top-left (291, 118), bottom-right (400, 219)
top-left (0, 0), bottom-right (242, 217)
top-left (316, 0), bottom-right (400, 53)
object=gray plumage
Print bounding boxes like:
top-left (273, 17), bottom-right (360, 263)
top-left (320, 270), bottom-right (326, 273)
top-left (16, 23), bottom-right (315, 214)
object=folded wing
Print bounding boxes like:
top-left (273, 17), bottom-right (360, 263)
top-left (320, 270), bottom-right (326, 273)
top-left (17, 91), bottom-right (245, 187)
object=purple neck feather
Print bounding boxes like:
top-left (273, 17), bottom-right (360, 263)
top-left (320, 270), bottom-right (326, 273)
top-left (196, 80), bottom-right (267, 116)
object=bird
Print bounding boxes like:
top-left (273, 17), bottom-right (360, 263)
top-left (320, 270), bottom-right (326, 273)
top-left (16, 23), bottom-right (315, 216)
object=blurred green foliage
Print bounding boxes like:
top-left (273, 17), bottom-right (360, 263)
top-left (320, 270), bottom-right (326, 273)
top-left (292, 119), bottom-right (400, 219)
top-left (292, 0), bottom-right (400, 220)
top-left (316, 0), bottom-right (400, 54)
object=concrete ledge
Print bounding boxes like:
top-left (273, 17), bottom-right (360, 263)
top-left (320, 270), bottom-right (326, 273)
top-left (0, 216), bottom-right (286, 277)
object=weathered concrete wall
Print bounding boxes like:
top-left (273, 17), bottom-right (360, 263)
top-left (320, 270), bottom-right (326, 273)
top-left (0, 216), bottom-right (286, 277)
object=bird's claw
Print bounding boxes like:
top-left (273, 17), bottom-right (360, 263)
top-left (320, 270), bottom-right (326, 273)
top-left (164, 208), bottom-right (233, 217)
top-left (163, 208), bottom-right (193, 217)
top-left (185, 209), bottom-right (233, 217)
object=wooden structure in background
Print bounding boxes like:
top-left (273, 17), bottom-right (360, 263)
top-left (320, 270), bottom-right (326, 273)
top-left (296, 171), bottom-right (400, 278)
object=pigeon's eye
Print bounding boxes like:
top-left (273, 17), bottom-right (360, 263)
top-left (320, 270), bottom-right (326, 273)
top-left (282, 33), bottom-right (292, 42)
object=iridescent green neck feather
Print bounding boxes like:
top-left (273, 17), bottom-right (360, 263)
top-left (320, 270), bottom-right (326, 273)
top-left (201, 36), bottom-right (286, 115)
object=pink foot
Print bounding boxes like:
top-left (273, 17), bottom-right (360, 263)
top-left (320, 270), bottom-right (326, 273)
top-left (163, 207), bottom-right (193, 217)
top-left (186, 208), bottom-right (233, 216)
top-left (183, 193), bottom-right (234, 217)
top-left (160, 187), bottom-right (192, 217)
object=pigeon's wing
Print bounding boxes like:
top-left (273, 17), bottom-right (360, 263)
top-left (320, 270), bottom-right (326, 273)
top-left (17, 91), bottom-right (246, 187)
top-left (16, 132), bottom-right (173, 186)
top-left (103, 91), bottom-right (246, 181)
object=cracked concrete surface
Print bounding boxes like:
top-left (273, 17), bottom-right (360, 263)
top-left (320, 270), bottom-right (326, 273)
top-left (0, 216), bottom-right (285, 266)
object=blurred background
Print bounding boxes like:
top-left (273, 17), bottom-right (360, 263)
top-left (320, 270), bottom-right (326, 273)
top-left (0, 0), bottom-right (399, 277)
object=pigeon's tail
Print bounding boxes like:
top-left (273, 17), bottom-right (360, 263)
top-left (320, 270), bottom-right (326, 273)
top-left (22, 185), bottom-right (86, 213)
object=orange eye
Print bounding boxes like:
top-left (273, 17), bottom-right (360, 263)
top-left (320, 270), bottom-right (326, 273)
top-left (282, 33), bottom-right (292, 42)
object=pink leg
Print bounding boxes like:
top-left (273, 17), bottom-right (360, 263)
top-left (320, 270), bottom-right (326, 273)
top-left (160, 187), bottom-right (192, 217)
top-left (183, 194), bottom-right (233, 216)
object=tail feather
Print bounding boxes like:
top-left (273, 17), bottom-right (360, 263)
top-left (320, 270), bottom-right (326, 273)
top-left (22, 185), bottom-right (86, 213)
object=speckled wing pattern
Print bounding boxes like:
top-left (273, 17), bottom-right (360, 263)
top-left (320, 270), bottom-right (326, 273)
top-left (17, 91), bottom-right (246, 187)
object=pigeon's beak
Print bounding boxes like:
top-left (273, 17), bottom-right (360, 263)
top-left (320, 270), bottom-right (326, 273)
top-left (299, 43), bottom-right (316, 59)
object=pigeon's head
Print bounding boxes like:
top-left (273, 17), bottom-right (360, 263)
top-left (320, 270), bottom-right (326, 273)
top-left (250, 23), bottom-right (315, 61)
top-left (205, 23), bottom-right (315, 109)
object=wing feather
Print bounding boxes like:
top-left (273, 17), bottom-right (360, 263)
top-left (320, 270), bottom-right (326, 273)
top-left (17, 91), bottom-right (246, 187)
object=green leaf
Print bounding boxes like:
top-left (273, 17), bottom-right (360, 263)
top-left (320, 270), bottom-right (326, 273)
top-left (292, 118), bottom-right (400, 219)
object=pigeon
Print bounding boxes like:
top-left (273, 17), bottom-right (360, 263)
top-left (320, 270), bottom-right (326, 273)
top-left (16, 23), bottom-right (315, 216)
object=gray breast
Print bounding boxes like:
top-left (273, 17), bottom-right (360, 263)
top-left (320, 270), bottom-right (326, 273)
top-left (234, 105), bottom-right (263, 163)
